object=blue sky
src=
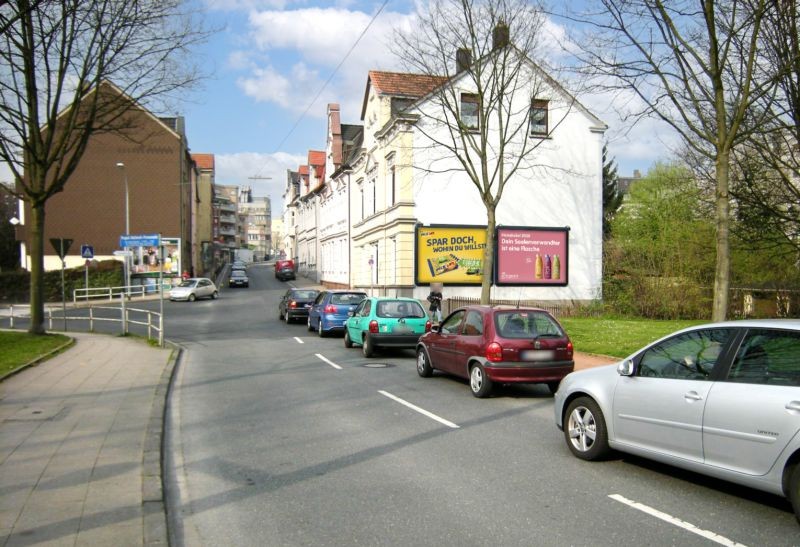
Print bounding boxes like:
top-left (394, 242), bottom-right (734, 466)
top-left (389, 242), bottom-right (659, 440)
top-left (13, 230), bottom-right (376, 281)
top-left (180, 0), bottom-right (677, 214)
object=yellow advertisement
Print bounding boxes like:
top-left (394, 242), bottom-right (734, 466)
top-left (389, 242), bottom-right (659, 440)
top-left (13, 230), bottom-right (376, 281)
top-left (416, 225), bottom-right (487, 285)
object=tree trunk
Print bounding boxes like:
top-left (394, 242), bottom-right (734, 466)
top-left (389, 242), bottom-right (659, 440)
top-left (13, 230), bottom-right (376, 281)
top-left (480, 205), bottom-right (496, 304)
top-left (28, 202), bottom-right (46, 334)
top-left (712, 151), bottom-right (731, 321)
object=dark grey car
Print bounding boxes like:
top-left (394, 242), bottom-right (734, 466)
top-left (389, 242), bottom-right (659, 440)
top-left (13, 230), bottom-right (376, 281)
top-left (278, 289), bottom-right (319, 323)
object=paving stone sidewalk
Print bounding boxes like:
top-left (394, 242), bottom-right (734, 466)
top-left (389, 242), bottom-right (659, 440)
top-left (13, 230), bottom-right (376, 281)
top-left (0, 332), bottom-right (177, 546)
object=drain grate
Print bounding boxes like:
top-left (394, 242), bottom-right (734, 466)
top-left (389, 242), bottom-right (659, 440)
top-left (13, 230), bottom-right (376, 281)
top-left (363, 363), bottom-right (391, 368)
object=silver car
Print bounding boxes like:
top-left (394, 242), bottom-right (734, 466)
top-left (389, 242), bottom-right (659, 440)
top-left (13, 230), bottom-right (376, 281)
top-left (554, 319), bottom-right (800, 523)
top-left (168, 277), bottom-right (218, 301)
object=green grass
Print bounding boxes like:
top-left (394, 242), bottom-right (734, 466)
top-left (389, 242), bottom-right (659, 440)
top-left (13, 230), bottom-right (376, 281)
top-left (0, 331), bottom-right (71, 376)
top-left (559, 317), bottom-right (707, 358)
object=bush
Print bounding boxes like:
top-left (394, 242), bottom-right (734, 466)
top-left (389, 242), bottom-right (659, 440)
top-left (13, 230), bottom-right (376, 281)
top-left (0, 260), bottom-right (123, 303)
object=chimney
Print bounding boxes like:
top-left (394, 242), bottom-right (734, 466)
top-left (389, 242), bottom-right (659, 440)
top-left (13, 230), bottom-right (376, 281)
top-left (456, 48), bottom-right (472, 73)
top-left (493, 22), bottom-right (510, 50)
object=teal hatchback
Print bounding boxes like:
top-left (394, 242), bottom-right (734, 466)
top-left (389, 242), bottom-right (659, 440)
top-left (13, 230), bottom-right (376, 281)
top-left (344, 297), bottom-right (431, 357)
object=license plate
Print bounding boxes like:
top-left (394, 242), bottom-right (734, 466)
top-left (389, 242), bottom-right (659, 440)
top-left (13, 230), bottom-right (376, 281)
top-left (520, 350), bottom-right (555, 362)
top-left (392, 324), bottom-right (412, 334)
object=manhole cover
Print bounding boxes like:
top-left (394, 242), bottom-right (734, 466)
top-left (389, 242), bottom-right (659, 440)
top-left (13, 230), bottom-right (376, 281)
top-left (363, 363), bottom-right (390, 368)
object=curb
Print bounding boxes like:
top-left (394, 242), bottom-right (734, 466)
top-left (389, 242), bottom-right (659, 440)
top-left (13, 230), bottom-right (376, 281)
top-left (0, 335), bottom-right (76, 382)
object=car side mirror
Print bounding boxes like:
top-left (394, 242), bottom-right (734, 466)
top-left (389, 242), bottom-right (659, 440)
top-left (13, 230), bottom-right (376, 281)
top-left (348, 311), bottom-right (354, 317)
top-left (431, 324), bottom-right (441, 333)
top-left (617, 359), bottom-right (635, 377)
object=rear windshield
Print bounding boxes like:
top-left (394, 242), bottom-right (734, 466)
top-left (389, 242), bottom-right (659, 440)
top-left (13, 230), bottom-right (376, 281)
top-left (293, 290), bottom-right (318, 299)
top-left (331, 293), bottom-right (367, 305)
top-left (376, 300), bottom-right (426, 319)
top-left (495, 311), bottom-right (564, 339)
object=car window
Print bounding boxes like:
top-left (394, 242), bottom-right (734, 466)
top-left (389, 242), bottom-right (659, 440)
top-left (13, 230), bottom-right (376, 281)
top-left (331, 293), bottom-right (366, 305)
top-left (440, 310), bottom-right (465, 334)
top-left (314, 292), bottom-right (327, 305)
top-left (356, 300), bottom-right (371, 317)
top-left (376, 300), bottom-right (426, 318)
top-left (293, 290), bottom-right (318, 299)
top-left (726, 329), bottom-right (800, 386)
top-left (463, 311), bottom-right (483, 336)
top-left (637, 328), bottom-right (734, 380)
top-left (178, 280), bottom-right (193, 287)
top-left (199, 280), bottom-right (209, 287)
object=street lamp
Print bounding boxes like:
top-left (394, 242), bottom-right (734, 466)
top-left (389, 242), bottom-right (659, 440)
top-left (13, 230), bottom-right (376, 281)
top-left (116, 162), bottom-right (130, 291)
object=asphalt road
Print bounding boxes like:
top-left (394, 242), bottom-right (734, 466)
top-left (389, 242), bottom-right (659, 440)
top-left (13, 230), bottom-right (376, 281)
top-left (46, 264), bottom-right (800, 545)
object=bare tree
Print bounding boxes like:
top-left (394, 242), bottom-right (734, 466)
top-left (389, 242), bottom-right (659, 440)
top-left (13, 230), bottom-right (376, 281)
top-left (0, 0), bottom-right (212, 334)
top-left (557, 0), bottom-right (776, 321)
top-left (393, 0), bottom-right (585, 303)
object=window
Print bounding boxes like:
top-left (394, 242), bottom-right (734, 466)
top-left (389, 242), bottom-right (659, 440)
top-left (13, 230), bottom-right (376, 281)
top-left (637, 328), bottom-right (734, 380)
top-left (390, 165), bottom-right (396, 205)
top-left (441, 310), bottom-right (465, 334)
top-left (530, 99), bottom-right (548, 136)
top-left (727, 329), bottom-right (800, 386)
top-left (460, 93), bottom-right (479, 130)
top-left (463, 311), bottom-right (484, 336)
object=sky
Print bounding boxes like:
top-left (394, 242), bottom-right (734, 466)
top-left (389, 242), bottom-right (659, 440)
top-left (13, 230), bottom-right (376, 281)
top-left (141, 1), bottom-right (680, 215)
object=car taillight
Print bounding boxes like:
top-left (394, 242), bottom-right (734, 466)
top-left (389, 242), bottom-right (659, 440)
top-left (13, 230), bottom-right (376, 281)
top-left (486, 342), bottom-right (503, 362)
top-left (425, 320), bottom-right (431, 332)
top-left (369, 320), bottom-right (379, 333)
top-left (324, 304), bottom-right (337, 313)
top-left (289, 301), bottom-right (297, 309)
top-left (566, 341), bottom-right (573, 358)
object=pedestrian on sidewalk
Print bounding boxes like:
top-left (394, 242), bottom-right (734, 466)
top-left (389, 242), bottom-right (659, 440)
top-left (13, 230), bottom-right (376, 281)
top-left (427, 282), bottom-right (443, 323)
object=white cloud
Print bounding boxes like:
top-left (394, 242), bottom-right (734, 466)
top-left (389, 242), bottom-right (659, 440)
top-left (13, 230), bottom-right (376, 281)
top-left (215, 151), bottom-right (305, 215)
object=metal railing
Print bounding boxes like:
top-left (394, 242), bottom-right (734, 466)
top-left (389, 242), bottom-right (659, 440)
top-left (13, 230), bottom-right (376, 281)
top-left (73, 283), bottom-right (172, 303)
top-left (5, 297), bottom-right (164, 347)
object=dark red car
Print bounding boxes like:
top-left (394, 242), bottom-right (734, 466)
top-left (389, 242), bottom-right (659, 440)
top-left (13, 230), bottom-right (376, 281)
top-left (415, 306), bottom-right (574, 398)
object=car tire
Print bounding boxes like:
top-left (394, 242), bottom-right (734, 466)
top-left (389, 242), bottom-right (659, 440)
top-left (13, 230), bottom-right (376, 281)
top-left (279, 308), bottom-right (284, 320)
top-left (188, 293), bottom-right (196, 302)
top-left (563, 396), bottom-right (610, 461)
top-left (469, 363), bottom-right (493, 398)
top-left (318, 320), bottom-right (326, 338)
top-left (416, 348), bottom-right (433, 377)
top-left (790, 465), bottom-right (800, 524)
top-left (307, 317), bottom-right (314, 332)
top-left (285, 312), bottom-right (292, 324)
top-left (211, 291), bottom-right (218, 299)
top-left (362, 334), bottom-right (374, 358)
top-left (546, 381), bottom-right (560, 395)
top-left (344, 329), bottom-right (353, 348)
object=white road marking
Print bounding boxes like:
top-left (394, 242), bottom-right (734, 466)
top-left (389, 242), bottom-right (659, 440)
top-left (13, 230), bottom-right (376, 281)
top-left (315, 353), bottom-right (342, 370)
top-left (378, 390), bottom-right (459, 429)
top-left (608, 494), bottom-right (747, 547)
top-left (294, 337), bottom-right (304, 344)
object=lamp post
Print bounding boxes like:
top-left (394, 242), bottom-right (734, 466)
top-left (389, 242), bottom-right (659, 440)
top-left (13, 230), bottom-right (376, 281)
top-left (116, 162), bottom-right (130, 292)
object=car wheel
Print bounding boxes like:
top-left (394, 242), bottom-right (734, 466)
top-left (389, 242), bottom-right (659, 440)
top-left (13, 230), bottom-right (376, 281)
top-left (344, 329), bottom-right (353, 348)
top-left (469, 363), bottom-right (493, 398)
top-left (790, 465), bottom-right (800, 524)
top-left (307, 317), bottom-right (314, 331)
top-left (211, 291), bottom-right (218, 299)
top-left (564, 396), bottom-right (610, 461)
top-left (318, 320), bottom-right (326, 338)
top-left (285, 312), bottom-right (292, 324)
top-left (546, 381), bottom-right (560, 395)
top-left (188, 293), bottom-right (196, 302)
top-left (362, 334), bottom-right (374, 358)
top-left (279, 308), bottom-right (284, 320)
top-left (416, 348), bottom-right (433, 377)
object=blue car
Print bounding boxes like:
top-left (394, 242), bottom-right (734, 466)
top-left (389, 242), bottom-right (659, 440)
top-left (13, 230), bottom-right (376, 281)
top-left (307, 290), bottom-right (368, 337)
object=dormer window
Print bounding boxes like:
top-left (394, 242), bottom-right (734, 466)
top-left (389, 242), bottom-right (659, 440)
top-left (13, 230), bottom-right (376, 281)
top-left (530, 99), bottom-right (548, 137)
top-left (460, 93), bottom-right (479, 131)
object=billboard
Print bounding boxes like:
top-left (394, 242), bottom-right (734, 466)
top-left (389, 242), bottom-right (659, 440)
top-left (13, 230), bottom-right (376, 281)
top-left (495, 227), bottom-right (568, 286)
top-left (415, 225), bottom-right (487, 285)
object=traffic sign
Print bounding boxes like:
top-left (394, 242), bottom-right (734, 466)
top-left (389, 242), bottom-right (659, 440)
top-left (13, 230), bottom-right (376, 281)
top-left (120, 234), bottom-right (160, 247)
top-left (80, 244), bottom-right (94, 259)
top-left (49, 238), bottom-right (73, 259)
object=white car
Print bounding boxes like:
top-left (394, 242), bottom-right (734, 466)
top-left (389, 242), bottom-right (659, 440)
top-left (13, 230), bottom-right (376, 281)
top-left (169, 278), bottom-right (218, 302)
top-left (554, 319), bottom-right (800, 523)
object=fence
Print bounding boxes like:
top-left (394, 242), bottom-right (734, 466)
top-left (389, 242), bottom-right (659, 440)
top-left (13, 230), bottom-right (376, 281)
top-left (443, 296), bottom-right (585, 318)
top-left (73, 282), bottom-right (172, 304)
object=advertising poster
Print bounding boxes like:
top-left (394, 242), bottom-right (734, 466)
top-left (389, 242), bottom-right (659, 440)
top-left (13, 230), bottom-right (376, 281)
top-left (131, 237), bottom-right (181, 275)
top-left (415, 225), bottom-right (487, 285)
top-left (495, 227), bottom-right (568, 286)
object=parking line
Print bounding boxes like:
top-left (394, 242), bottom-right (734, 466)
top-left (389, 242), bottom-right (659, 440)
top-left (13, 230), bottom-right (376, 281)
top-left (294, 337), bottom-right (304, 344)
top-left (608, 494), bottom-right (747, 547)
top-left (378, 390), bottom-right (459, 429)
top-left (315, 353), bottom-right (342, 370)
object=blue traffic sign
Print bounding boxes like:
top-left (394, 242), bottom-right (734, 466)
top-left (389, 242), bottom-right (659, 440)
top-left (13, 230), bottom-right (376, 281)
top-left (120, 234), bottom-right (160, 248)
top-left (80, 244), bottom-right (94, 259)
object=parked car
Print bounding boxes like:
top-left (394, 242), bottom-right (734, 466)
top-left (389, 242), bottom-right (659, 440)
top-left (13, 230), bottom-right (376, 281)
top-left (416, 306), bottom-right (574, 398)
top-left (169, 278), bottom-right (218, 302)
top-left (279, 288), bottom-right (320, 323)
top-left (344, 297), bottom-right (431, 357)
top-left (275, 259), bottom-right (295, 280)
top-left (553, 319), bottom-right (800, 523)
top-left (228, 270), bottom-right (249, 288)
top-left (308, 290), bottom-right (368, 337)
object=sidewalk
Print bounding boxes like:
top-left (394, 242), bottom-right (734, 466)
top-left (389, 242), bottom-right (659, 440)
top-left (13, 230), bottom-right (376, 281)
top-left (0, 332), bottom-right (177, 546)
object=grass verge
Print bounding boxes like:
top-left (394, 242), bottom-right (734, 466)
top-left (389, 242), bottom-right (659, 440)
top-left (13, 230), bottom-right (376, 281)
top-left (0, 331), bottom-right (72, 377)
top-left (559, 317), bottom-right (706, 358)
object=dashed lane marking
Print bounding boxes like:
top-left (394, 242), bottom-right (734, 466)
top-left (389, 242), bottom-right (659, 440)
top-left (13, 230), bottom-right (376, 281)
top-left (378, 390), bottom-right (459, 429)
